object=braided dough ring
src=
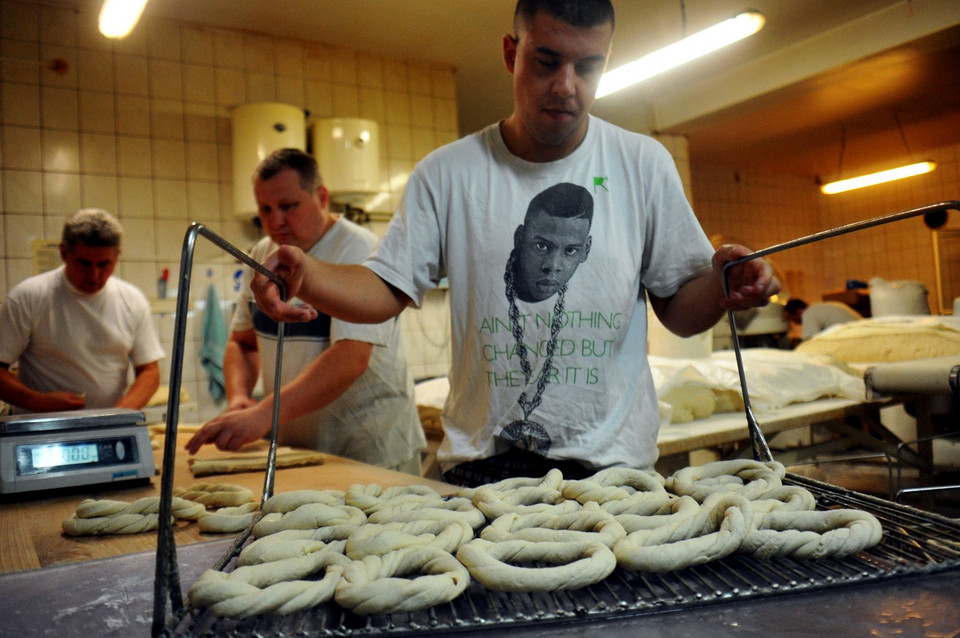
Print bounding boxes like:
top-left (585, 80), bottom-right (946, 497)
top-left (62, 496), bottom-right (206, 535)
top-left (262, 489), bottom-right (345, 514)
top-left (344, 483), bottom-right (443, 514)
top-left (750, 485), bottom-right (817, 514)
top-left (188, 549), bottom-right (349, 618)
top-left (62, 512), bottom-right (160, 536)
top-left (665, 460), bottom-right (786, 502)
top-left (334, 546), bottom-right (470, 615)
top-left (614, 493), bottom-right (756, 572)
top-left (345, 519), bottom-right (475, 558)
top-left (481, 502), bottom-right (626, 548)
top-left (615, 495), bottom-right (702, 533)
top-left (368, 497), bottom-right (487, 530)
top-left (458, 468), bottom-right (564, 500)
top-left (252, 503), bottom-right (366, 538)
top-left (174, 482), bottom-right (256, 508)
top-left (471, 485), bottom-right (573, 519)
top-left (456, 538), bottom-right (616, 592)
top-left (239, 533), bottom-right (348, 566)
top-left (198, 502), bottom-right (261, 534)
top-left (742, 508), bottom-right (883, 559)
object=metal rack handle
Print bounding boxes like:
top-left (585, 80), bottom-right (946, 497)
top-left (152, 222), bottom-right (289, 637)
top-left (721, 200), bottom-right (960, 463)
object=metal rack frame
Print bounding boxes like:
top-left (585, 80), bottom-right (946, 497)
top-left (152, 222), bottom-right (290, 637)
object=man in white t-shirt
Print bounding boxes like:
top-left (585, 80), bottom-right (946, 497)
top-left (785, 298), bottom-right (863, 341)
top-left (247, 0), bottom-right (780, 486)
top-left (184, 149), bottom-right (425, 474)
top-left (0, 209), bottom-right (164, 414)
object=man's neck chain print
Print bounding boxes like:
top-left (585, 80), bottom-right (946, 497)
top-left (504, 250), bottom-right (566, 419)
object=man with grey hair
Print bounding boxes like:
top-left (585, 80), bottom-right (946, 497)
top-left (0, 208), bottom-right (164, 413)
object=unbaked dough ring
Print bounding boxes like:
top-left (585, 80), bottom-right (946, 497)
top-left (750, 485), bottom-right (818, 514)
top-left (368, 497), bottom-right (487, 530)
top-left (199, 502), bottom-right (261, 534)
top-left (614, 493), bottom-right (756, 572)
top-left (742, 508), bottom-right (883, 558)
top-left (188, 549), bottom-right (349, 618)
top-left (238, 536), bottom-right (347, 566)
top-left (458, 468), bottom-right (564, 500)
top-left (456, 538), bottom-right (616, 592)
top-left (252, 503), bottom-right (366, 538)
top-left (345, 519), bottom-right (475, 559)
top-left (261, 489), bottom-right (345, 514)
top-left (344, 483), bottom-right (444, 514)
top-left (62, 512), bottom-right (160, 536)
top-left (334, 546), bottom-right (470, 615)
top-left (470, 485), bottom-right (574, 520)
top-left (480, 502), bottom-right (626, 548)
top-left (62, 496), bottom-right (206, 535)
top-left (665, 460), bottom-right (786, 502)
top-left (174, 482), bottom-right (256, 508)
top-left (614, 495), bottom-right (702, 533)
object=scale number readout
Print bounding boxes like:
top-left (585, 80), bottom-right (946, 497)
top-left (31, 442), bottom-right (100, 469)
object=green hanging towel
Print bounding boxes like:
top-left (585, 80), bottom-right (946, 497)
top-left (200, 283), bottom-right (227, 401)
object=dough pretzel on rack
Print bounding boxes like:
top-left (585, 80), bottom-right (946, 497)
top-left (188, 548), bottom-right (349, 618)
top-left (261, 489), bottom-right (345, 514)
top-left (665, 460), bottom-right (786, 502)
top-left (742, 508), bottom-right (883, 559)
top-left (368, 496), bottom-right (487, 530)
top-left (174, 482), bottom-right (256, 508)
top-left (480, 501), bottom-right (627, 548)
top-left (563, 467), bottom-right (670, 516)
top-left (345, 519), bottom-right (475, 559)
top-left (334, 546), bottom-right (470, 615)
top-left (198, 502), bottom-right (261, 534)
top-left (344, 483), bottom-right (444, 515)
top-left (614, 493), bottom-right (756, 572)
top-left (456, 538), bottom-right (616, 592)
top-left (614, 495), bottom-right (701, 534)
top-left (252, 503), bottom-right (366, 538)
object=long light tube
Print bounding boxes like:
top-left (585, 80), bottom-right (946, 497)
top-left (596, 11), bottom-right (765, 99)
top-left (820, 161), bottom-right (937, 195)
top-left (99, 0), bottom-right (149, 39)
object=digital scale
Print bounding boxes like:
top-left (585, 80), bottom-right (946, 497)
top-left (0, 408), bottom-right (154, 494)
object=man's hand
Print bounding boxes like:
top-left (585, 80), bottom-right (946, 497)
top-left (252, 245), bottom-right (319, 323)
top-left (34, 391), bottom-right (86, 413)
top-left (712, 244), bottom-right (781, 311)
top-left (184, 403), bottom-right (271, 454)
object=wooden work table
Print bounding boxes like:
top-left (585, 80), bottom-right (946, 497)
top-left (0, 431), bottom-right (456, 576)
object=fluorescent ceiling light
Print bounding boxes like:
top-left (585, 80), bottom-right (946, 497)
top-left (820, 161), bottom-right (937, 195)
top-left (99, 0), bottom-right (149, 39)
top-left (596, 11), bottom-right (765, 99)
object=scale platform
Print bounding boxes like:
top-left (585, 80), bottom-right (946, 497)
top-left (0, 408), bottom-right (154, 495)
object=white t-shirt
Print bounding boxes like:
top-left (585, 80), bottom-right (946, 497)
top-left (365, 116), bottom-right (714, 472)
top-left (0, 266), bottom-right (164, 412)
top-left (232, 218), bottom-right (425, 468)
top-left (802, 301), bottom-right (863, 339)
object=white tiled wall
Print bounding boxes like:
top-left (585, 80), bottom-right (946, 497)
top-left (0, 0), bottom-right (458, 422)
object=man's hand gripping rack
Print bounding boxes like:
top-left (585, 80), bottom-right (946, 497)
top-left (151, 223), bottom-right (290, 637)
top-left (722, 200), bottom-right (959, 463)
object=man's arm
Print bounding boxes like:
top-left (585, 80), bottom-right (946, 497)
top-left (251, 245), bottom-right (411, 324)
top-left (650, 244), bottom-right (780, 338)
top-left (115, 361), bottom-right (160, 410)
top-left (0, 362), bottom-right (85, 412)
top-left (184, 339), bottom-right (373, 453)
top-left (222, 328), bottom-right (261, 411)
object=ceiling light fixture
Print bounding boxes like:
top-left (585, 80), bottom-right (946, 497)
top-left (820, 161), bottom-right (937, 195)
top-left (596, 11), bottom-right (765, 99)
top-left (99, 0), bottom-right (149, 39)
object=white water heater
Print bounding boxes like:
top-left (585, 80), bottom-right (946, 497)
top-left (232, 102), bottom-right (306, 219)
top-left (312, 118), bottom-right (380, 202)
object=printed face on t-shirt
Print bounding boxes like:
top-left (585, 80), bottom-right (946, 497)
top-left (514, 207), bottom-right (592, 303)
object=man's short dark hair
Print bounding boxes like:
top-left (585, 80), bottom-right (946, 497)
top-left (785, 298), bottom-right (808, 314)
top-left (62, 208), bottom-right (122, 249)
top-left (514, 0), bottom-right (615, 33)
top-left (255, 148), bottom-right (321, 192)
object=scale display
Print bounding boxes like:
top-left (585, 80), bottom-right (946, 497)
top-left (0, 408), bottom-right (154, 494)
